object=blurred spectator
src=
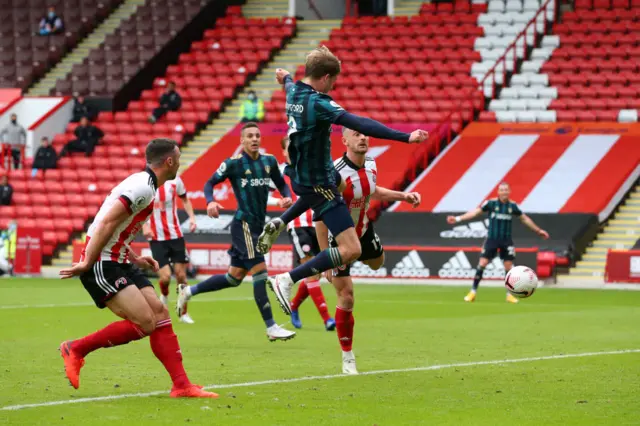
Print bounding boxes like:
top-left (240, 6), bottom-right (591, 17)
top-left (59, 117), bottom-right (104, 157)
top-left (31, 137), bottom-right (58, 176)
top-left (0, 114), bottom-right (27, 169)
top-left (149, 82), bottom-right (182, 123)
top-left (39, 6), bottom-right (64, 36)
top-left (0, 174), bottom-right (12, 206)
top-left (0, 220), bottom-right (17, 276)
top-left (239, 90), bottom-right (264, 122)
top-left (71, 96), bottom-right (95, 122)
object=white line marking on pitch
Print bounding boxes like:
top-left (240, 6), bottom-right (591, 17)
top-left (2, 349), bottom-right (638, 411)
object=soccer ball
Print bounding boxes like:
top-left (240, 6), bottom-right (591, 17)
top-left (505, 265), bottom-right (538, 298)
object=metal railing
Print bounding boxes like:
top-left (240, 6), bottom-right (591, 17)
top-left (371, 0), bottom-right (559, 218)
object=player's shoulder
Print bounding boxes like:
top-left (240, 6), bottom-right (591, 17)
top-left (229, 154), bottom-right (243, 161)
top-left (334, 155), bottom-right (348, 170)
top-left (481, 198), bottom-right (497, 207)
top-left (126, 170), bottom-right (156, 191)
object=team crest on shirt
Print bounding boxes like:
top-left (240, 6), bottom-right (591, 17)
top-left (265, 165), bottom-right (271, 174)
top-left (508, 208), bottom-right (512, 213)
top-left (245, 169), bottom-right (252, 175)
top-left (114, 277), bottom-right (127, 288)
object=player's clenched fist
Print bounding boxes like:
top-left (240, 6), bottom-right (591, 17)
top-left (276, 68), bottom-right (290, 85)
top-left (207, 201), bottom-right (222, 218)
top-left (408, 130), bottom-right (429, 144)
top-left (404, 192), bottom-right (421, 208)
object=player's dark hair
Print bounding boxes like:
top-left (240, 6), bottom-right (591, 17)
top-left (305, 46), bottom-right (341, 79)
top-left (146, 138), bottom-right (178, 165)
top-left (241, 122), bottom-right (260, 136)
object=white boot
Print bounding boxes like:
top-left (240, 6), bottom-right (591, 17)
top-left (266, 324), bottom-right (296, 341)
top-left (342, 351), bottom-right (358, 375)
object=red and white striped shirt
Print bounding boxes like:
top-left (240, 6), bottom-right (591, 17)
top-left (334, 154), bottom-right (377, 238)
top-left (148, 177), bottom-right (187, 241)
top-left (82, 169), bottom-right (157, 263)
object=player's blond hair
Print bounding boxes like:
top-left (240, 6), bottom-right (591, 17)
top-left (304, 46), bottom-right (341, 79)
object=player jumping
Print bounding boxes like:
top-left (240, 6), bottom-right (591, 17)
top-left (142, 175), bottom-right (197, 324)
top-left (176, 122), bottom-right (296, 341)
top-left (446, 182), bottom-right (549, 303)
top-left (59, 139), bottom-right (217, 398)
top-left (256, 46), bottom-right (428, 316)
top-left (316, 127), bottom-right (421, 373)
top-left (269, 136), bottom-right (335, 331)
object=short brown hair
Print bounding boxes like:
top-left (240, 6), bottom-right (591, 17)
top-left (304, 46), bottom-right (341, 79)
top-left (241, 122), bottom-right (259, 136)
top-left (146, 138), bottom-right (178, 165)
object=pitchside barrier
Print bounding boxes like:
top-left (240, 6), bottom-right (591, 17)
top-left (73, 241), bottom-right (538, 279)
top-left (605, 250), bottom-right (640, 284)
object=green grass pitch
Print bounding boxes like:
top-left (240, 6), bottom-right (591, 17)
top-left (1, 278), bottom-right (639, 425)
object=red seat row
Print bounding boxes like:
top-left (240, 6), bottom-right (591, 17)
top-left (551, 98), bottom-right (640, 109)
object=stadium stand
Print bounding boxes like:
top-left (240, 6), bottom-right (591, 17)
top-left (263, 1), bottom-right (487, 130)
top-left (49, 0), bottom-right (213, 97)
top-left (490, 0), bottom-right (640, 122)
top-left (0, 0), bottom-right (123, 90)
top-left (0, 10), bottom-right (293, 259)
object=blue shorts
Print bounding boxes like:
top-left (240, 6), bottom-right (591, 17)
top-left (229, 219), bottom-right (265, 270)
top-left (291, 180), bottom-right (354, 238)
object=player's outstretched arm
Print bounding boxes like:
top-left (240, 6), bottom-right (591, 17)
top-left (277, 69), bottom-right (294, 91)
top-left (520, 214), bottom-right (549, 239)
top-left (335, 112), bottom-right (428, 144)
top-left (373, 186), bottom-right (421, 208)
top-left (447, 208), bottom-right (483, 225)
top-left (180, 195), bottom-right (197, 232)
top-left (204, 162), bottom-right (230, 218)
top-left (60, 202), bottom-right (130, 278)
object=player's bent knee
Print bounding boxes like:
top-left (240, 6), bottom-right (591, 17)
top-left (337, 288), bottom-right (354, 309)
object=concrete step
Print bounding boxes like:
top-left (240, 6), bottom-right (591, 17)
top-left (582, 253), bottom-right (607, 261)
top-left (592, 240), bottom-right (632, 249)
top-left (597, 234), bottom-right (638, 242)
top-left (608, 219), bottom-right (640, 226)
top-left (584, 247), bottom-right (609, 253)
top-left (603, 228), bottom-right (640, 235)
top-left (618, 205), bottom-right (640, 214)
top-left (575, 260), bottom-right (606, 268)
top-left (616, 212), bottom-right (640, 220)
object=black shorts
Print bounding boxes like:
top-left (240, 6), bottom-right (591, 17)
top-left (331, 224), bottom-right (384, 277)
top-left (291, 180), bottom-right (354, 237)
top-left (229, 219), bottom-right (265, 270)
top-left (149, 237), bottom-right (189, 268)
top-left (80, 261), bottom-right (154, 309)
top-left (288, 226), bottom-right (320, 267)
top-left (481, 239), bottom-right (516, 261)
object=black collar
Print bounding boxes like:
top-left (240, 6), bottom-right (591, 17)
top-left (342, 153), bottom-right (365, 170)
top-left (145, 166), bottom-right (158, 190)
